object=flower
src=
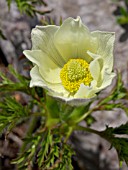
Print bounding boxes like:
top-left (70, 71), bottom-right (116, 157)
top-left (23, 16), bottom-right (116, 105)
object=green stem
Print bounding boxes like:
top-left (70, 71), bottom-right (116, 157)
top-left (78, 103), bottom-right (101, 122)
top-left (74, 125), bottom-right (101, 136)
top-left (74, 125), bottom-right (114, 144)
top-left (64, 126), bottom-right (73, 143)
top-left (78, 109), bottom-right (93, 122)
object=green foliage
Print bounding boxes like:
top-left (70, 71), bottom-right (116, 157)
top-left (54, 144), bottom-right (74, 170)
top-left (40, 17), bottom-right (63, 26)
top-left (112, 122), bottom-right (128, 134)
top-left (6, 0), bottom-right (51, 17)
top-left (112, 0), bottom-right (128, 25)
top-left (37, 130), bottom-right (53, 168)
top-left (65, 102), bottom-right (91, 125)
top-left (13, 129), bottom-right (74, 170)
top-left (113, 138), bottom-right (128, 165)
top-left (76, 122), bottom-right (128, 166)
top-left (0, 65), bottom-right (128, 169)
top-left (46, 95), bottom-right (92, 127)
top-left (117, 9), bottom-right (128, 25)
top-left (100, 123), bottom-right (128, 165)
top-left (0, 65), bottom-right (35, 96)
top-left (0, 97), bottom-right (29, 132)
top-left (0, 66), bottom-right (75, 169)
top-left (13, 130), bottom-right (52, 169)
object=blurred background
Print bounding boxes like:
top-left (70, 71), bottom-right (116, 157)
top-left (0, 0), bottom-right (128, 169)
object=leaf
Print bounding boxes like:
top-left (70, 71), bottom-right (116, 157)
top-left (117, 16), bottom-right (128, 25)
top-left (7, 0), bottom-right (52, 17)
top-left (112, 122), bottom-right (128, 135)
top-left (13, 132), bottom-right (42, 169)
top-left (0, 97), bottom-right (29, 132)
top-left (37, 130), bottom-right (53, 167)
top-left (120, 7), bottom-right (128, 16)
top-left (0, 65), bottom-right (35, 96)
top-left (55, 144), bottom-right (74, 170)
top-left (111, 138), bottom-right (128, 165)
top-left (126, 0), bottom-right (128, 5)
top-left (77, 122), bottom-right (128, 167)
top-left (100, 123), bottom-right (128, 166)
top-left (101, 103), bottom-right (123, 110)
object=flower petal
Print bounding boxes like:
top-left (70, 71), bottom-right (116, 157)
top-left (49, 90), bottom-right (94, 106)
top-left (89, 57), bottom-right (101, 82)
top-left (23, 50), bottom-right (61, 84)
top-left (54, 16), bottom-right (97, 63)
top-left (31, 25), bottom-right (65, 67)
top-left (30, 65), bottom-right (48, 88)
top-left (49, 84), bottom-right (69, 97)
top-left (74, 81), bottom-right (98, 98)
top-left (74, 84), bottom-right (93, 98)
top-left (97, 70), bottom-right (116, 90)
top-left (91, 31), bottom-right (115, 72)
top-left (30, 65), bottom-right (69, 96)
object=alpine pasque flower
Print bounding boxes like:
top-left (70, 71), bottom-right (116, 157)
top-left (23, 16), bottom-right (116, 105)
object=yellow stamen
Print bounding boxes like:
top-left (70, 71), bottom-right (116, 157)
top-left (60, 59), bottom-right (93, 93)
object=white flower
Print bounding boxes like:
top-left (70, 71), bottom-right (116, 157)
top-left (23, 16), bottom-right (116, 105)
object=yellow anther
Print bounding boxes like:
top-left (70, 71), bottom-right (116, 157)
top-left (60, 58), bottom-right (93, 93)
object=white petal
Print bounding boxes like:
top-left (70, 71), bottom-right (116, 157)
top-left (30, 65), bottom-right (48, 88)
top-left (54, 16), bottom-right (97, 63)
top-left (74, 84), bottom-right (93, 98)
top-left (91, 31), bottom-right (115, 72)
top-left (89, 58), bottom-right (101, 82)
top-left (24, 50), bottom-right (61, 84)
top-left (87, 51), bottom-right (100, 60)
top-left (74, 82), bottom-right (99, 99)
top-left (48, 84), bottom-right (69, 97)
top-left (31, 25), bottom-right (65, 67)
top-left (31, 25), bottom-right (58, 51)
top-left (87, 51), bottom-right (104, 87)
top-left (49, 90), bottom-right (94, 106)
top-left (30, 65), bottom-right (69, 96)
top-left (98, 70), bottom-right (116, 90)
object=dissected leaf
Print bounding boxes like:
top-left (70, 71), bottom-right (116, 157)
top-left (0, 97), bottom-right (29, 132)
top-left (100, 122), bottom-right (128, 166)
top-left (6, 0), bottom-right (50, 17)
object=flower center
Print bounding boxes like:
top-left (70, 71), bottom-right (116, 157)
top-left (60, 58), bottom-right (93, 93)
